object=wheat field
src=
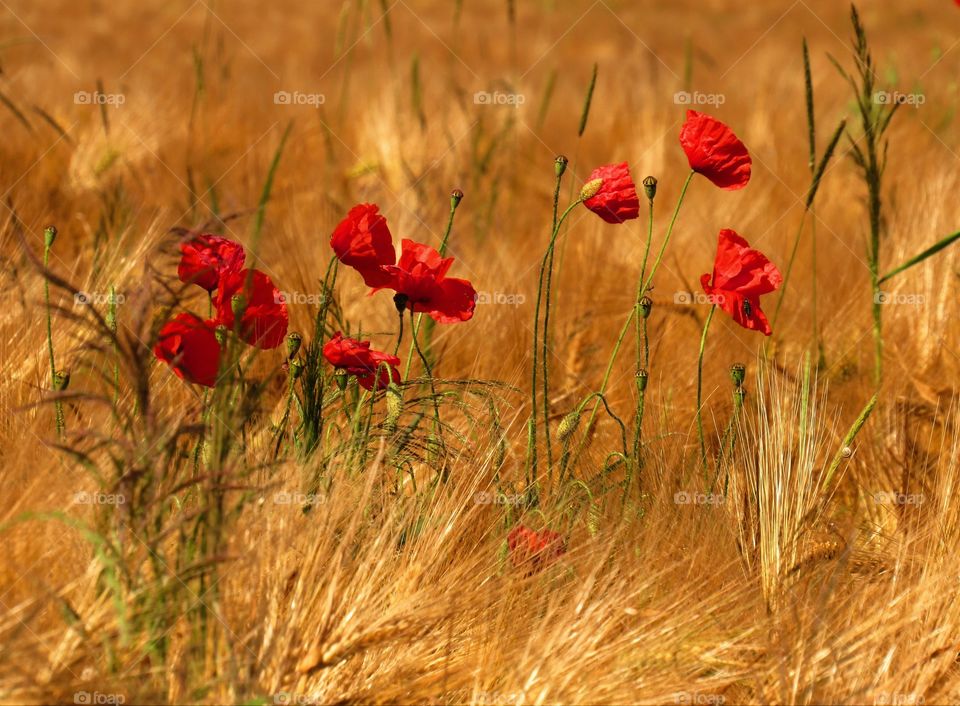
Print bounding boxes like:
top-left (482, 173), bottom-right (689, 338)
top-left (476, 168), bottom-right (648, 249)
top-left (2, 0), bottom-right (960, 704)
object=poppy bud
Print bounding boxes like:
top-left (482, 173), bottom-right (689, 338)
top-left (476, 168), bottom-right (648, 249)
top-left (230, 293), bottom-right (246, 318)
top-left (53, 369), bottom-right (70, 391)
top-left (639, 296), bottom-right (652, 318)
top-left (636, 369), bottom-right (648, 393)
top-left (730, 363), bottom-right (746, 387)
top-left (642, 176), bottom-right (658, 201)
top-left (385, 383), bottom-right (403, 431)
top-left (555, 155), bottom-right (569, 178)
top-left (44, 225), bottom-right (58, 248)
top-left (334, 371), bottom-right (348, 391)
top-left (579, 177), bottom-right (604, 202)
top-left (450, 189), bottom-right (464, 210)
top-left (286, 332), bottom-right (302, 359)
top-left (215, 324), bottom-right (228, 346)
top-left (557, 409), bottom-right (581, 443)
top-left (290, 359), bottom-right (304, 379)
top-left (393, 292), bottom-right (409, 314)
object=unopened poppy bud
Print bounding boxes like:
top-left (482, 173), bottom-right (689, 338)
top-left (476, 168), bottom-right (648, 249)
top-left (557, 409), bottom-right (581, 443)
top-left (334, 371), bottom-right (348, 391)
top-left (385, 383), bottom-right (403, 431)
top-left (636, 369), bottom-right (648, 393)
top-left (642, 176), bottom-right (658, 201)
top-left (53, 369), bottom-right (70, 391)
top-left (44, 226), bottom-right (58, 248)
top-left (450, 189), bottom-right (464, 210)
top-left (639, 296), bottom-right (652, 318)
top-left (289, 359), bottom-right (304, 379)
top-left (286, 332), bottom-right (302, 359)
top-left (555, 154), bottom-right (569, 178)
top-left (215, 324), bottom-right (228, 346)
top-left (730, 363), bottom-right (746, 387)
top-left (393, 293), bottom-right (409, 314)
top-left (230, 294), bottom-right (246, 318)
top-left (579, 177), bottom-right (603, 201)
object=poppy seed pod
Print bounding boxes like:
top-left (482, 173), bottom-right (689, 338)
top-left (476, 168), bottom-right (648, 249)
top-left (450, 189), bottom-right (464, 209)
top-left (579, 178), bottom-right (604, 202)
top-left (286, 332), bottom-right (302, 359)
top-left (730, 363), bottom-right (746, 387)
top-left (334, 371), bottom-right (348, 391)
top-left (215, 324), bottom-right (228, 346)
top-left (555, 154), bottom-right (569, 178)
top-left (642, 176), bottom-right (658, 201)
top-left (230, 294), bottom-right (246, 318)
top-left (636, 369), bottom-right (648, 393)
top-left (393, 292), bottom-right (409, 314)
top-left (385, 383), bottom-right (403, 432)
top-left (557, 409), bottom-right (581, 443)
top-left (53, 369), bottom-right (70, 391)
top-left (639, 296), bottom-right (652, 318)
top-left (44, 226), bottom-right (58, 248)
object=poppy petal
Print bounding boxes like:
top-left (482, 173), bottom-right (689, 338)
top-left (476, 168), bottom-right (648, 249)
top-left (680, 110), bottom-right (752, 190)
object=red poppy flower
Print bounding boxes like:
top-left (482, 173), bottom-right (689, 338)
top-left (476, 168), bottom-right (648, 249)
top-left (507, 524), bottom-right (566, 571)
top-left (178, 234), bottom-right (246, 292)
top-left (679, 110), bottom-right (752, 190)
top-left (581, 162), bottom-right (640, 224)
top-left (322, 332), bottom-right (401, 391)
top-left (153, 313), bottom-right (221, 387)
top-left (215, 269), bottom-right (289, 349)
top-left (700, 229), bottom-right (782, 336)
top-left (380, 239), bottom-right (476, 323)
top-left (330, 203), bottom-right (397, 288)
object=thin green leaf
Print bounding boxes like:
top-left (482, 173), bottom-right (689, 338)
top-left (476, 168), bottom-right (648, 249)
top-left (879, 230), bottom-right (960, 284)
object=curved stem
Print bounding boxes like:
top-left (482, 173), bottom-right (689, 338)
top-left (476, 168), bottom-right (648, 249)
top-left (632, 197), bottom-right (655, 464)
top-left (696, 305), bottom-right (717, 471)
top-left (639, 170), bottom-right (694, 297)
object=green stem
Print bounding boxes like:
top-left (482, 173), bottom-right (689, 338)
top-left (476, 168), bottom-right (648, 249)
top-left (43, 236), bottom-right (63, 439)
top-left (529, 199), bottom-right (582, 486)
top-left (410, 309), bottom-right (443, 446)
top-left (631, 198), bottom-right (655, 464)
top-left (696, 305), bottom-right (717, 472)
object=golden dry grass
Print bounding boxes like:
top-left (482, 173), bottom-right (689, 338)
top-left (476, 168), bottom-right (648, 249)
top-left (2, 0), bottom-right (960, 703)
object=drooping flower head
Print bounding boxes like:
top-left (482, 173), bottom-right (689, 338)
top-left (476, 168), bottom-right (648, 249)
top-left (215, 269), bottom-right (289, 349)
top-left (153, 313), bottom-right (221, 387)
top-left (322, 332), bottom-right (401, 391)
top-left (680, 110), bottom-right (752, 190)
top-left (700, 229), bottom-right (782, 336)
top-left (580, 162), bottom-right (641, 224)
top-left (330, 203), bottom-right (397, 288)
top-left (178, 234), bottom-right (245, 292)
top-left (507, 524), bottom-right (566, 572)
top-left (381, 239), bottom-right (476, 323)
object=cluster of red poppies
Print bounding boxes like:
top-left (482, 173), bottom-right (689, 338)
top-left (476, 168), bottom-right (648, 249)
top-left (154, 234), bottom-right (289, 387)
top-left (320, 203), bottom-right (477, 389)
